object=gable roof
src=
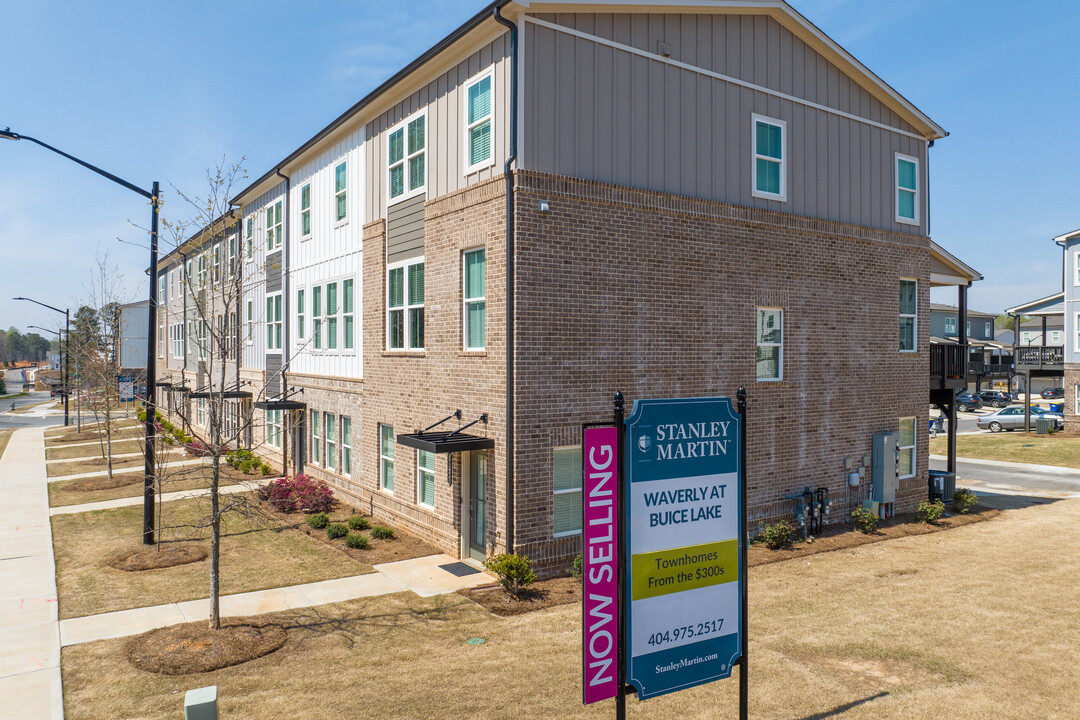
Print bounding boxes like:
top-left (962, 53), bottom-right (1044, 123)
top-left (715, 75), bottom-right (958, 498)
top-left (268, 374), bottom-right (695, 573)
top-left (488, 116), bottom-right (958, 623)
top-left (1006, 292), bottom-right (1064, 317)
top-left (233, 0), bottom-right (945, 204)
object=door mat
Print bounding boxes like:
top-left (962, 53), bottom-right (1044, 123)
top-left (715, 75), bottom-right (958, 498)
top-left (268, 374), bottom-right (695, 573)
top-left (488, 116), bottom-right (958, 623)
top-left (438, 562), bottom-right (481, 577)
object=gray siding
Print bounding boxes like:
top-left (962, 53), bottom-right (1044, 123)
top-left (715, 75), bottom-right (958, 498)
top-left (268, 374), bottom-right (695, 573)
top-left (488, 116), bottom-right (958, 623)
top-left (523, 13), bottom-right (929, 235)
top-left (265, 253), bottom-right (283, 293)
top-left (387, 194), bottom-right (426, 264)
top-left (365, 33), bottom-right (512, 220)
top-left (265, 355), bottom-right (281, 398)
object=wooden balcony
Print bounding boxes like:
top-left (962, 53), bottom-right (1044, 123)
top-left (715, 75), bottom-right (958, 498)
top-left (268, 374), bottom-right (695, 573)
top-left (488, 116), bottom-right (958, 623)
top-left (1015, 346), bottom-right (1064, 372)
top-left (930, 344), bottom-right (968, 390)
top-left (968, 362), bottom-right (1013, 378)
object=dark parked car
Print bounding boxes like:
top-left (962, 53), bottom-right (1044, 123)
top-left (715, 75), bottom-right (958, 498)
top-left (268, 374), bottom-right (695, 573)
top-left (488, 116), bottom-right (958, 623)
top-left (977, 390), bottom-right (1012, 408)
top-left (1041, 387), bottom-right (1064, 399)
top-left (955, 393), bottom-right (983, 413)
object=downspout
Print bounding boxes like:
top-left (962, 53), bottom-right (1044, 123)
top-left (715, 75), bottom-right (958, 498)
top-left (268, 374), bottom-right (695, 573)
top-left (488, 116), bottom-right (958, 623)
top-left (493, 3), bottom-right (517, 554)
top-left (180, 250), bottom-right (189, 434)
top-left (276, 169), bottom-right (291, 473)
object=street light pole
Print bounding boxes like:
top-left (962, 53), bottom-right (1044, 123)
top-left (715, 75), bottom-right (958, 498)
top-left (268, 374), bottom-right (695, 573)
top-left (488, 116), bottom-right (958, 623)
top-left (3, 128), bottom-right (160, 544)
top-left (16, 300), bottom-right (70, 427)
top-left (26, 323), bottom-right (66, 417)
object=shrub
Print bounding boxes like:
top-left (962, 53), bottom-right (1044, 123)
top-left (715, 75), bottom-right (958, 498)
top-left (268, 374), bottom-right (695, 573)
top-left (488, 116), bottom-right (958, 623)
top-left (326, 523), bottom-right (349, 540)
top-left (184, 440), bottom-right (209, 457)
top-left (484, 553), bottom-right (536, 598)
top-left (306, 512), bottom-right (329, 530)
top-left (260, 462), bottom-right (274, 477)
top-left (758, 520), bottom-right (796, 549)
top-left (569, 553), bottom-right (583, 580)
top-left (952, 488), bottom-right (978, 514)
top-left (347, 515), bottom-right (371, 531)
top-left (917, 499), bottom-right (946, 524)
top-left (344, 533), bottom-right (369, 549)
top-left (851, 507), bottom-right (879, 534)
top-left (257, 475), bottom-right (335, 514)
top-left (370, 525), bottom-right (394, 540)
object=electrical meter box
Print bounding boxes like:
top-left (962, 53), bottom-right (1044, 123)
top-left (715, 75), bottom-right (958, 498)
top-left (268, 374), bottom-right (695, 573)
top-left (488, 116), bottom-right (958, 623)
top-left (872, 432), bottom-right (899, 504)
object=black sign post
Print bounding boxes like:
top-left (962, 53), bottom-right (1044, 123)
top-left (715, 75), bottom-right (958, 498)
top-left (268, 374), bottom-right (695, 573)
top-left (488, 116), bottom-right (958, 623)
top-left (737, 386), bottom-right (749, 720)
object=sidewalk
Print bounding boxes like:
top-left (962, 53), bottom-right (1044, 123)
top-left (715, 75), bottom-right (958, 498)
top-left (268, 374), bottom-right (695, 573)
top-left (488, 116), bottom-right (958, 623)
top-left (929, 454), bottom-right (1080, 476)
top-left (0, 427), bottom-right (63, 720)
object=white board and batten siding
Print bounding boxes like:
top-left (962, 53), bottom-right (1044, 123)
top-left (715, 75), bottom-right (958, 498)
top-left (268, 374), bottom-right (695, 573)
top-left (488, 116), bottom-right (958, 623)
top-left (364, 32), bottom-right (513, 222)
top-left (523, 12), bottom-right (930, 236)
top-left (288, 126), bottom-right (365, 380)
top-left (240, 182), bottom-right (287, 373)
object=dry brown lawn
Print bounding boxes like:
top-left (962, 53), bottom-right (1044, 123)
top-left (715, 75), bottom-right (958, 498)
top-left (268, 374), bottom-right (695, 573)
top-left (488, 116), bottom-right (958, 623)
top-left (46, 450), bottom-right (189, 478)
top-left (0, 428), bottom-right (13, 461)
top-left (930, 432), bottom-right (1080, 469)
top-left (44, 425), bottom-right (142, 446)
top-left (45, 438), bottom-right (144, 461)
top-left (51, 495), bottom-right (374, 619)
top-left (48, 465), bottom-right (254, 507)
top-left (61, 499), bottom-right (1080, 719)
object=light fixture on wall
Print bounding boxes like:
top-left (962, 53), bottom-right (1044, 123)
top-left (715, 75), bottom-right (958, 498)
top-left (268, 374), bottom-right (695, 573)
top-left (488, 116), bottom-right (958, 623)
top-left (538, 200), bottom-right (550, 213)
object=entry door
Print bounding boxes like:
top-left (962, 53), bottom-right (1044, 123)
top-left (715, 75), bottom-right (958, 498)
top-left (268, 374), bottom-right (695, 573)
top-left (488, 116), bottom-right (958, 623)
top-left (468, 452), bottom-right (487, 562)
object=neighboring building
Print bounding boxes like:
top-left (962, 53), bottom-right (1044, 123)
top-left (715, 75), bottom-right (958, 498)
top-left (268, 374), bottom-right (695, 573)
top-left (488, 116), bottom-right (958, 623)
top-left (1007, 292), bottom-right (1064, 401)
top-left (1049, 226), bottom-right (1080, 430)
top-left (929, 304), bottom-right (1011, 391)
top-left (152, 0), bottom-right (979, 575)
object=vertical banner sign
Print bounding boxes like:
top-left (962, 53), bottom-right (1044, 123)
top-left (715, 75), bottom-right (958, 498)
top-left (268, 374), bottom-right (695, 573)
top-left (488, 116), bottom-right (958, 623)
top-left (119, 375), bottom-right (135, 403)
top-left (625, 397), bottom-right (742, 700)
top-left (582, 426), bottom-right (619, 704)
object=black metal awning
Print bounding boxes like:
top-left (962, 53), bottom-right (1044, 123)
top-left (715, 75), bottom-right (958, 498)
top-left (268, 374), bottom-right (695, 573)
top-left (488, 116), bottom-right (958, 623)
top-left (154, 381), bottom-right (174, 388)
top-left (254, 399), bottom-right (307, 411)
top-left (188, 389), bottom-right (253, 400)
top-left (396, 411), bottom-right (492, 454)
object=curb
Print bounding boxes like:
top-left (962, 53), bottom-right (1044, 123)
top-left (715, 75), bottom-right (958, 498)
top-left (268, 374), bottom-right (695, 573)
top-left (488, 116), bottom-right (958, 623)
top-left (929, 454), bottom-right (1080, 477)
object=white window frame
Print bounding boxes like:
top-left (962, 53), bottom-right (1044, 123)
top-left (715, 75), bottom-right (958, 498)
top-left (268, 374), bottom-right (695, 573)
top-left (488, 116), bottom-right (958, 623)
top-left (379, 424), bottom-right (394, 492)
top-left (463, 69), bottom-right (495, 174)
top-left (751, 113), bottom-right (787, 202)
top-left (1051, 330), bottom-right (1061, 345)
top-left (158, 274), bottom-right (166, 306)
top-left (325, 281), bottom-right (339, 351)
top-left (899, 278), bottom-right (918, 353)
top-left (341, 416), bottom-right (352, 477)
top-left (898, 416), bottom-right (915, 480)
top-left (386, 108), bottom-right (428, 207)
top-left (334, 161), bottom-right (348, 224)
top-left (296, 288), bottom-right (305, 342)
top-left (266, 200), bottom-right (283, 253)
top-left (266, 409), bottom-right (282, 449)
top-left (197, 320), bottom-right (207, 361)
top-left (984, 321), bottom-right (992, 337)
top-left (552, 445), bottom-right (583, 538)
top-left (158, 318), bottom-right (164, 358)
top-left (463, 248), bottom-right (486, 350)
top-left (894, 152), bottom-right (920, 225)
top-left (325, 413), bottom-right (337, 471)
top-left (755, 307), bottom-right (784, 382)
top-left (944, 317), bottom-right (957, 335)
top-left (197, 397), bottom-right (206, 427)
top-left (310, 410), bottom-right (321, 465)
top-left (1075, 385), bottom-right (1080, 416)
top-left (1076, 313), bottom-right (1080, 353)
top-left (343, 278), bottom-right (355, 351)
top-left (312, 284), bottom-right (323, 350)
top-left (266, 292), bottom-right (282, 353)
top-left (387, 257), bottom-right (424, 351)
top-left (246, 217), bottom-right (254, 259)
top-left (1074, 252), bottom-right (1080, 286)
top-left (417, 449), bottom-right (435, 509)
top-left (300, 183), bottom-right (312, 238)
top-left (246, 300), bottom-right (253, 345)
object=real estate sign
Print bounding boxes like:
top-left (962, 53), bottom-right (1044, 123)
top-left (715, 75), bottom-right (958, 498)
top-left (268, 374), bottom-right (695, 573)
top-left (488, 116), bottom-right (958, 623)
top-left (118, 375), bottom-right (135, 403)
top-left (582, 425), bottom-right (619, 704)
top-left (624, 397), bottom-right (742, 700)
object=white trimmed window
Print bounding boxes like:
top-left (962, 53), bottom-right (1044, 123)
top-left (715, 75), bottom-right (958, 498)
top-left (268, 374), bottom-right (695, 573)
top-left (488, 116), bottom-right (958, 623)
top-left (752, 114), bottom-right (786, 201)
top-left (301, 183), bottom-right (311, 237)
top-left (387, 110), bottom-right (426, 204)
top-left (197, 397), bottom-right (206, 426)
top-left (343, 279), bottom-right (355, 350)
top-left (895, 153), bottom-right (919, 224)
top-left (185, 260), bottom-right (192, 289)
top-left (266, 409), bottom-right (282, 449)
top-left (158, 318), bottom-right (164, 357)
top-left (464, 72), bottom-right (493, 172)
top-left (553, 446), bottom-right (583, 537)
top-left (1075, 252), bottom-right (1080, 286)
top-left (380, 424), bottom-right (394, 491)
top-left (898, 417), bottom-right (915, 479)
top-left (984, 321), bottom-right (992, 337)
top-left (198, 254), bottom-right (207, 288)
top-left (310, 410), bottom-right (320, 464)
top-left (312, 285), bottom-right (323, 350)
top-left (899, 279), bottom-right (917, 352)
top-left (334, 162), bottom-right (347, 222)
top-left (325, 413), bottom-right (336, 471)
top-left (246, 218), bottom-right (253, 259)
top-left (464, 249), bottom-right (485, 350)
top-left (159, 274), bottom-right (166, 306)
top-left (1051, 330), bottom-right (1062, 345)
top-left (326, 282), bottom-right (339, 351)
top-left (341, 416), bottom-right (352, 476)
top-left (171, 323), bottom-right (184, 359)
top-left (966, 321), bottom-right (971, 336)
top-left (755, 308), bottom-right (783, 381)
top-left (169, 269), bottom-right (175, 296)
top-left (296, 289), bottom-right (305, 341)
top-left (1075, 386), bottom-right (1079, 416)
top-left (418, 449), bottom-right (435, 508)
top-left (198, 320), bottom-right (207, 361)
top-left (944, 317), bottom-right (957, 335)
top-left (266, 293), bottom-right (282, 352)
top-left (1076, 313), bottom-right (1080, 352)
top-left (228, 235), bottom-right (236, 276)
top-left (212, 244), bottom-right (221, 283)
top-left (388, 259), bottom-right (425, 350)
top-left (246, 300), bottom-right (253, 344)
top-left (266, 200), bottom-right (283, 252)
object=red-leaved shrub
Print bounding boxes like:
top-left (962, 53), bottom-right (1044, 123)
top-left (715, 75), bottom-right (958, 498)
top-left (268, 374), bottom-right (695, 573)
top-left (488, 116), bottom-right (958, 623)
top-left (258, 475), bottom-right (334, 514)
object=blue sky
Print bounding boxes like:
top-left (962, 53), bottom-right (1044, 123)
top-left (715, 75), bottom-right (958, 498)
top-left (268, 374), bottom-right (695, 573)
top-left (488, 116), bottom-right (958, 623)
top-left (1, 0), bottom-right (1076, 334)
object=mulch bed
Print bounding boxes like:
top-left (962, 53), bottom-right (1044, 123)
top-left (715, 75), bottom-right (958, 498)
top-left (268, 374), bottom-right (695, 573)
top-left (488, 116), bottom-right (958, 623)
top-left (107, 544), bottom-right (209, 571)
top-left (126, 617), bottom-right (286, 674)
top-left (263, 503), bottom-right (442, 566)
top-left (460, 505), bottom-right (1001, 616)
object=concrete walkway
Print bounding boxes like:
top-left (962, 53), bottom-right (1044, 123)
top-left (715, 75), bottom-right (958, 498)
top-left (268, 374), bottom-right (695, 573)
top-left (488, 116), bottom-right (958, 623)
top-left (0, 427), bottom-right (63, 720)
top-left (50, 481), bottom-right (260, 516)
top-left (929, 454), bottom-right (1080, 476)
top-left (60, 554), bottom-right (491, 647)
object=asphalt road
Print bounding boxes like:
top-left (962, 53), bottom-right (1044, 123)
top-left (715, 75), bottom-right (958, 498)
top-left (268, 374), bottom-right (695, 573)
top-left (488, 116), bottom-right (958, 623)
top-left (930, 456), bottom-right (1080, 498)
top-left (0, 391), bottom-right (67, 430)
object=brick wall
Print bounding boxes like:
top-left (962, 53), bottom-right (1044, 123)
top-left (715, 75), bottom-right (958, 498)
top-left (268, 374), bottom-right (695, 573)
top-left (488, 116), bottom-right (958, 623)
top-left (511, 170), bottom-right (931, 574)
top-left (1066, 365), bottom-right (1079, 432)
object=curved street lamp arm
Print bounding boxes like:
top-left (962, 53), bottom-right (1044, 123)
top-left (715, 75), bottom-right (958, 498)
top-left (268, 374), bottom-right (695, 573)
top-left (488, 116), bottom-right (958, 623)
top-left (4, 131), bottom-right (153, 200)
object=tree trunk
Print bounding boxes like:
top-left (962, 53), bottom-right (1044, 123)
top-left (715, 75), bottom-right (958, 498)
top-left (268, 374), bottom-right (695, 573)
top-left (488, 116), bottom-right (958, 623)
top-left (209, 451), bottom-right (221, 630)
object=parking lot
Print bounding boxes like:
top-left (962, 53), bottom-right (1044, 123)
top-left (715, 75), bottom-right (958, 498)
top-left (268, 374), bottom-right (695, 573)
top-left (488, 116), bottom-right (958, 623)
top-left (932, 396), bottom-right (1064, 435)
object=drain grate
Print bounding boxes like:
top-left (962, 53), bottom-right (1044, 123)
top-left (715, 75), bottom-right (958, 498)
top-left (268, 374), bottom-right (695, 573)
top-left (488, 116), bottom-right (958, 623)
top-left (439, 561), bottom-right (481, 577)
